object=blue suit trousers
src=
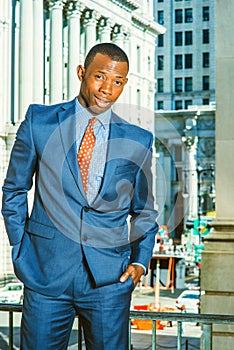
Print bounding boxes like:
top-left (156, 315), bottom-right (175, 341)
top-left (20, 256), bottom-right (134, 350)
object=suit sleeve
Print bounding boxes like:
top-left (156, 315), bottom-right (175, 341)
top-left (129, 133), bottom-right (158, 271)
top-left (1, 105), bottom-right (37, 246)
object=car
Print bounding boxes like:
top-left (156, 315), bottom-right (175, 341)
top-left (0, 282), bottom-right (24, 304)
top-left (175, 289), bottom-right (204, 313)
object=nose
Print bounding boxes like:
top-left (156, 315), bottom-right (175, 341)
top-left (100, 80), bottom-right (112, 95)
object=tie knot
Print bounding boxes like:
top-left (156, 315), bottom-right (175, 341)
top-left (88, 117), bottom-right (98, 128)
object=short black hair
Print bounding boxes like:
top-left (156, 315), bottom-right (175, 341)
top-left (84, 42), bottom-right (129, 70)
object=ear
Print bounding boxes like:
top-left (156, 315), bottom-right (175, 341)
top-left (123, 78), bottom-right (128, 86)
top-left (77, 65), bottom-right (85, 82)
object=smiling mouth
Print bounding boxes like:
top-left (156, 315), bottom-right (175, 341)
top-left (95, 96), bottom-right (111, 108)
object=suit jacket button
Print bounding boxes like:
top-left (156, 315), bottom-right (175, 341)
top-left (83, 235), bottom-right (88, 242)
top-left (84, 206), bottom-right (89, 212)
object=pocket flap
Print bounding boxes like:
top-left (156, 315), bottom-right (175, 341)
top-left (115, 164), bottom-right (137, 175)
top-left (25, 220), bottom-right (56, 239)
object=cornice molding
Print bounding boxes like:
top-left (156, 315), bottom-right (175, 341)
top-left (111, 0), bottom-right (140, 12)
top-left (131, 13), bottom-right (166, 35)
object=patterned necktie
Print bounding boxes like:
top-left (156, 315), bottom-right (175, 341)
top-left (78, 117), bottom-right (97, 195)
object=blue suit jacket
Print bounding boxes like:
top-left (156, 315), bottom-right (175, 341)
top-left (2, 98), bottom-right (158, 296)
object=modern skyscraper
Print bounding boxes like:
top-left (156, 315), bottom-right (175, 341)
top-left (154, 0), bottom-right (215, 111)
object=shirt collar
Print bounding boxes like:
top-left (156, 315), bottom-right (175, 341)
top-left (75, 97), bottom-right (111, 130)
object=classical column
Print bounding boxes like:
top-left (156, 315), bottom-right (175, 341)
top-left (19, 0), bottom-right (34, 120)
top-left (201, 1), bottom-right (234, 349)
top-left (33, 0), bottom-right (44, 103)
top-left (112, 25), bottom-right (127, 105)
top-left (0, 1), bottom-right (11, 129)
top-left (0, 19), bottom-right (3, 130)
top-left (84, 9), bottom-right (99, 54)
top-left (155, 148), bottom-right (166, 226)
top-left (49, 0), bottom-right (64, 104)
top-left (67, 0), bottom-right (82, 99)
top-left (123, 28), bottom-right (130, 56)
top-left (184, 138), bottom-right (198, 220)
top-left (112, 25), bottom-right (125, 50)
top-left (99, 18), bottom-right (112, 43)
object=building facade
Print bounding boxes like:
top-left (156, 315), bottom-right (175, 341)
top-left (154, 0), bottom-right (215, 111)
top-left (0, 0), bottom-right (165, 277)
top-left (155, 106), bottom-right (215, 241)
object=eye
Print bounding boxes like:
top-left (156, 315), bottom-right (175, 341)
top-left (95, 74), bottom-right (104, 80)
top-left (113, 80), bottom-right (123, 86)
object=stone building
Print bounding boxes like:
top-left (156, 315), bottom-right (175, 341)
top-left (0, 0), bottom-right (165, 277)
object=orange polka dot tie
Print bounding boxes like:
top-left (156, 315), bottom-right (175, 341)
top-left (78, 117), bottom-right (97, 195)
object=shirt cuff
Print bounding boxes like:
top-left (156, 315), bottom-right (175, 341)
top-left (132, 262), bottom-right (146, 275)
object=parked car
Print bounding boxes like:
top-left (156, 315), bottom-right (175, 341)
top-left (175, 289), bottom-right (204, 314)
top-left (0, 282), bottom-right (24, 304)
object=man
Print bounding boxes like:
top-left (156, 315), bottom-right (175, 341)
top-left (2, 43), bottom-right (158, 349)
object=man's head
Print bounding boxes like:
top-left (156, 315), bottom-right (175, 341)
top-left (84, 43), bottom-right (129, 71)
top-left (77, 43), bottom-right (129, 115)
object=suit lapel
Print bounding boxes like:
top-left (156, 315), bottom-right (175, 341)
top-left (57, 99), bottom-right (86, 200)
top-left (97, 113), bottom-right (124, 200)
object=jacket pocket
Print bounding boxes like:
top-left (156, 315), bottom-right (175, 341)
top-left (115, 164), bottom-right (137, 175)
top-left (25, 219), bottom-right (55, 239)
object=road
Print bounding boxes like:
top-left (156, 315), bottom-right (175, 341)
top-left (0, 287), bottom-right (201, 350)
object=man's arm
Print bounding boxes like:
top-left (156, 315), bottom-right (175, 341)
top-left (120, 133), bottom-right (158, 287)
top-left (2, 106), bottom-right (37, 246)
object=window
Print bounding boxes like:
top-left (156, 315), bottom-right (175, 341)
top-left (203, 98), bottom-right (209, 105)
top-left (203, 76), bottom-right (209, 90)
top-left (175, 0), bottom-right (182, 2)
top-left (203, 7), bottom-right (209, 21)
top-left (203, 52), bottom-right (209, 67)
top-left (175, 78), bottom-right (183, 92)
top-left (185, 8), bottom-right (193, 23)
top-left (175, 100), bottom-right (183, 110)
top-left (175, 9), bottom-right (183, 23)
top-left (158, 0), bottom-right (164, 2)
top-left (185, 77), bottom-right (193, 91)
top-left (175, 55), bottom-right (183, 69)
top-left (203, 29), bottom-right (209, 44)
top-left (174, 145), bottom-right (182, 162)
top-left (137, 91), bottom-right (141, 110)
top-left (137, 89), bottom-right (141, 108)
top-left (175, 32), bottom-right (183, 46)
top-left (157, 78), bottom-right (164, 93)
top-left (157, 101), bottom-right (164, 110)
top-left (158, 11), bottom-right (164, 24)
top-left (148, 56), bottom-right (151, 72)
top-left (158, 35), bottom-right (164, 47)
top-left (184, 100), bottom-right (192, 109)
top-left (185, 54), bottom-right (193, 69)
top-left (157, 56), bottom-right (164, 70)
top-left (137, 46), bottom-right (141, 73)
top-left (185, 31), bottom-right (193, 45)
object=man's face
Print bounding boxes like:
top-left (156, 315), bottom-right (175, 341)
top-left (77, 53), bottom-right (128, 115)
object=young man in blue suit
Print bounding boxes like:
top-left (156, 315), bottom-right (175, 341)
top-left (2, 43), bottom-right (158, 349)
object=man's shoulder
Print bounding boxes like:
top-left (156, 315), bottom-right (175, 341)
top-left (28, 98), bottom-right (75, 114)
top-left (111, 112), bottom-right (153, 141)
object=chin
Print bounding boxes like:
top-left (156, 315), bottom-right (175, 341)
top-left (89, 105), bottom-right (109, 115)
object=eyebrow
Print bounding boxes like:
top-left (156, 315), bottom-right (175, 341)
top-left (95, 70), bottom-right (125, 79)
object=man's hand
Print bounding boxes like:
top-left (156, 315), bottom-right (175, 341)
top-left (120, 264), bottom-right (144, 289)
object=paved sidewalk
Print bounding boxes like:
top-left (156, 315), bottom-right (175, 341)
top-left (129, 287), bottom-right (201, 350)
top-left (131, 331), bottom-right (200, 350)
